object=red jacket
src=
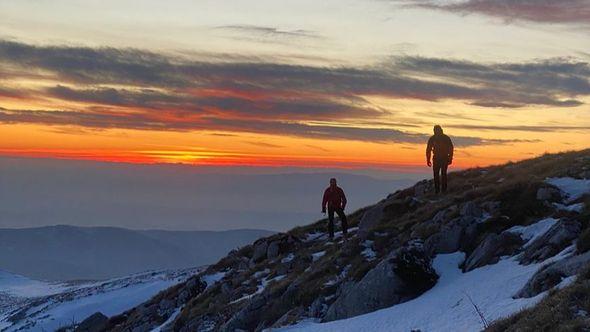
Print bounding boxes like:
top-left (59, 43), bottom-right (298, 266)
top-left (322, 186), bottom-right (347, 211)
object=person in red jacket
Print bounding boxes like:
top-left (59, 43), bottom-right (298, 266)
top-left (426, 125), bottom-right (454, 194)
top-left (322, 178), bottom-right (348, 240)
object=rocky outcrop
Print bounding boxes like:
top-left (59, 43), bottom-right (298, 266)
top-left (220, 294), bottom-right (270, 331)
top-left (74, 312), bottom-right (108, 332)
top-left (323, 241), bottom-right (437, 322)
top-left (520, 219), bottom-right (581, 264)
top-left (425, 222), bottom-right (463, 255)
top-left (251, 234), bottom-right (301, 265)
top-left (463, 232), bottom-right (524, 272)
top-left (424, 202), bottom-right (483, 256)
top-left (358, 202), bottom-right (385, 240)
top-left (104, 276), bottom-right (207, 332)
top-left (517, 251), bottom-right (590, 298)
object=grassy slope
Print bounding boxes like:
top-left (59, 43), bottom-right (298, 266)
top-left (106, 149), bottom-right (590, 331)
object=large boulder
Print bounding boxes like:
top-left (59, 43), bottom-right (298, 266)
top-left (516, 251), bottom-right (590, 298)
top-left (252, 240), bottom-right (269, 263)
top-left (424, 223), bottom-right (463, 256)
top-left (463, 232), bottom-right (524, 272)
top-left (520, 219), bottom-right (581, 264)
top-left (323, 241), bottom-right (438, 322)
top-left (358, 203), bottom-right (385, 239)
top-left (220, 293), bottom-right (270, 332)
top-left (460, 201), bottom-right (483, 218)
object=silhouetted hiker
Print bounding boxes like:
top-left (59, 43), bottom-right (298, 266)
top-left (322, 178), bottom-right (348, 240)
top-left (426, 125), bottom-right (454, 194)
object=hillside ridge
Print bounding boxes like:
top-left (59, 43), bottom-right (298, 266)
top-left (73, 149), bottom-right (590, 331)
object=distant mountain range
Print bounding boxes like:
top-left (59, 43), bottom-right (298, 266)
top-left (0, 267), bottom-right (201, 332)
top-left (0, 157), bottom-right (421, 231)
top-left (0, 225), bottom-right (273, 281)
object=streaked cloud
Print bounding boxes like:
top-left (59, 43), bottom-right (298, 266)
top-left (398, 0), bottom-right (590, 25)
top-left (0, 40), bottom-right (587, 147)
top-left (215, 25), bottom-right (322, 40)
top-left (0, 106), bottom-right (537, 146)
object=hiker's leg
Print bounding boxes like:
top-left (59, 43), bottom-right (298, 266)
top-left (441, 162), bottom-right (449, 192)
top-left (328, 207), bottom-right (335, 239)
top-left (433, 162), bottom-right (441, 193)
top-left (336, 208), bottom-right (348, 235)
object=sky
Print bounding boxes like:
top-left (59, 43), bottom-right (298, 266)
top-left (0, 0), bottom-right (589, 170)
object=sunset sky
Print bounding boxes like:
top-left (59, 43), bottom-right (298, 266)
top-left (1, 0), bottom-right (589, 170)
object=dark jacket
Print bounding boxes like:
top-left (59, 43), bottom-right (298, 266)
top-left (426, 134), bottom-right (454, 162)
top-left (322, 186), bottom-right (347, 211)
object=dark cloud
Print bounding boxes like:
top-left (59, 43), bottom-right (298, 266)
top-left (393, 56), bottom-right (590, 108)
top-left (0, 40), bottom-right (587, 145)
top-left (45, 85), bottom-right (381, 120)
top-left (445, 124), bottom-right (590, 132)
top-left (2, 40), bottom-right (588, 109)
top-left (399, 0), bottom-right (590, 25)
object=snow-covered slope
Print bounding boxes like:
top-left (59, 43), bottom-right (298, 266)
top-left (276, 224), bottom-right (576, 332)
top-left (0, 267), bottom-right (202, 332)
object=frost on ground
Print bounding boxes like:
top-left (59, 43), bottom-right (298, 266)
top-left (276, 253), bottom-right (555, 332)
top-left (0, 268), bottom-right (200, 332)
top-left (546, 177), bottom-right (590, 203)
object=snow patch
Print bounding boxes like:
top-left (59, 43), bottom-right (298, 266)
top-left (546, 177), bottom-right (590, 203)
top-left (202, 271), bottom-right (227, 289)
top-left (312, 251), bottom-right (326, 262)
top-left (281, 253), bottom-right (295, 263)
top-left (553, 202), bottom-right (585, 213)
top-left (361, 240), bottom-right (376, 261)
top-left (276, 253), bottom-right (555, 332)
top-left (505, 217), bottom-right (558, 247)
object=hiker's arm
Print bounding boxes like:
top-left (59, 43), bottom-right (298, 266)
top-left (322, 190), bottom-right (328, 213)
top-left (341, 189), bottom-right (347, 210)
top-left (426, 137), bottom-right (433, 166)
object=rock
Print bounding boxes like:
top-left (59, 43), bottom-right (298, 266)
top-left (309, 297), bottom-right (327, 318)
top-left (460, 201), bottom-right (483, 218)
top-left (413, 180), bottom-right (430, 197)
top-left (323, 241), bottom-right (437, 322)
top-left (252, 240), bottom-right (269, 263)
top-left (481, 201), bottom-right (500, 214)
top-left (536, 187), bottom-right (561, 201)
top-left (424, 223), bottom-right (463, 255)
top-left (270, 307), bottom-right (306, 329)
top-left (220, 294), bottom-right (269, 331)
top-left (221, 282), bottom-right (233, 295)
top-left (158, 299), bottom-right (175, 316)
top-left (520, 219), bottom-right (581, 264)
top-left (463, 232), bottom-right (524, 272)
top-left (382, 198), bottom-right (419, 220)
top-left (267, 241), bottom-right (281, 259)
top-left (75, 312), bottom-right (108, 332)
top-left (358, 203), bottom-right (385, 239)
top-left (517, 251), bottom-right (590, 298)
